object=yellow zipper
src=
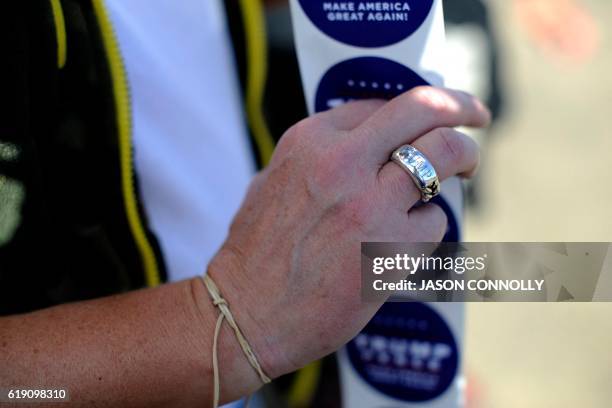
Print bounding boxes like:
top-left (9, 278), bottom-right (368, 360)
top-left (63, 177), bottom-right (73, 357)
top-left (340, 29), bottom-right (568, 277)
top-left (91, 0), bottom-right (161, 287)
top-left (49, 0), bottom-right (67, 69)
top-left (287, 359), bottom-right (322, 408)
top-left (239, 0), bottom-right (275, 166)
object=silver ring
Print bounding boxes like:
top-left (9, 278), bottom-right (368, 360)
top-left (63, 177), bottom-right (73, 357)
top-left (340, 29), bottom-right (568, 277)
top-left (391, 145), bottom-right (440, 203)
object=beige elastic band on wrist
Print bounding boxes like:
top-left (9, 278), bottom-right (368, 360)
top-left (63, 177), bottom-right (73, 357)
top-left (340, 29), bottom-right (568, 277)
top-left (201, 274), bottom-right (271, 408)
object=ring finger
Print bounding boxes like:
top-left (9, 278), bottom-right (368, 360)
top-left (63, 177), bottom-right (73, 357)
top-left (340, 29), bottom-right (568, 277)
top-left (377, 127), bottom-right (480, 211)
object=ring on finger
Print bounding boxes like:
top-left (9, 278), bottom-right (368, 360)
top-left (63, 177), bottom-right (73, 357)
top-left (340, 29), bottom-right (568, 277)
top-left (390, 144), bottom-right (441, 203)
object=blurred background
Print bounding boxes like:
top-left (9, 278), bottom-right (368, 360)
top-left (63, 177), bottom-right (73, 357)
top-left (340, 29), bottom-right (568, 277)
top-left (463, 0), bottom-right (612, 407)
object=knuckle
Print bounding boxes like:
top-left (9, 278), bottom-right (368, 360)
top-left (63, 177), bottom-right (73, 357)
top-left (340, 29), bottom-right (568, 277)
top-left (281, 118), bottom-right (309, 148)
top-left (437, 128), bottom-right (466, 164)
top-left (275, 129), bottom-right (298, 158)
top-left (300, 114), bottom-right (328, 136)
top-left (284, 116), bottom-right (325, 144)
top-left (409, 86), bottom-right (451, 114)
top-left (276, 116), bottom-right (333, 162)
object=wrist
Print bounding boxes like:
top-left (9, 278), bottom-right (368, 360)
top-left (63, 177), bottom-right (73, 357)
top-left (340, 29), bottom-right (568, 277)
top-left (189, 273), bottom-right (262, 404)
top-left (205, 247), bottom-right (293, 379)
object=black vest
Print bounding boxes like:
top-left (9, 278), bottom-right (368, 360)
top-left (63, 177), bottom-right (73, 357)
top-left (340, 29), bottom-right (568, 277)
top-left (0, 0), bottom-right (306, 315)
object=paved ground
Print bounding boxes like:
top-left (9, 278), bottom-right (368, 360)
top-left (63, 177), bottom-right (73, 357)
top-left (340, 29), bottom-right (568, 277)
top-left (464, 1), bottom-right (612, 407)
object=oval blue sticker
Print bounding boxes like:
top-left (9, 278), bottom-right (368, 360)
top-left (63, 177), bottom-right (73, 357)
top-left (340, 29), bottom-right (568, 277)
top-left (298, 0), bottom-right (435, 48)
top-left (346, 302), bottom-right (459, 402)
top-left (314, 56), bottom-right (429, 113)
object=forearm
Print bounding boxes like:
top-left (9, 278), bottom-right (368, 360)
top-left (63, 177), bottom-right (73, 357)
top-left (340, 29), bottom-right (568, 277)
top-left (0, 278), bottom-right (262, 407)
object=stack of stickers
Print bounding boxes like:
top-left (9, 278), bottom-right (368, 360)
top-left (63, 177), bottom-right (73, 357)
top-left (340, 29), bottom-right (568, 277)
top-left (289, 1), bottom-right (465, 406)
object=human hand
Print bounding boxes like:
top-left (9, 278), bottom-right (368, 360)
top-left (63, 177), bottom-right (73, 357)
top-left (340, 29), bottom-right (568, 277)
top-left (205, 87), bottom-right (490, 400)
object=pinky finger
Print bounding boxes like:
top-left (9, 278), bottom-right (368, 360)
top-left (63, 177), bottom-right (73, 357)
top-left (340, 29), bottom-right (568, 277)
top-left (405, 203), bottom-right (448, 243)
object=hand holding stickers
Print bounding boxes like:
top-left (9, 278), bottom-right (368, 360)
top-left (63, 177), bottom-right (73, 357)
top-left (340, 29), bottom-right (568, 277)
top-left (290, 1), bottom-right (467, 406)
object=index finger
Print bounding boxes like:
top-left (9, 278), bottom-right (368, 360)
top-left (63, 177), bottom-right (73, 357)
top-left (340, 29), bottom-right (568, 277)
top-left (316, 99), bottom-right (387, 131)
top-left (354, 87), bottom-right (491, 166)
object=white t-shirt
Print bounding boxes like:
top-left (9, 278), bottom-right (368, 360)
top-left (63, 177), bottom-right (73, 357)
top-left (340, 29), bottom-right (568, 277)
top-left (106, 0), bottom-right (255, 282)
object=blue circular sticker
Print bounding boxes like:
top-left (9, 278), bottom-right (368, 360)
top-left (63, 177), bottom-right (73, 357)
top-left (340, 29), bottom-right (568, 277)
top-left (298, 0), bottom-right (434, 48)
top-left (314, 57), bottom-right (428, 113)
top-left (346, 302), bottom-right (459, 402)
